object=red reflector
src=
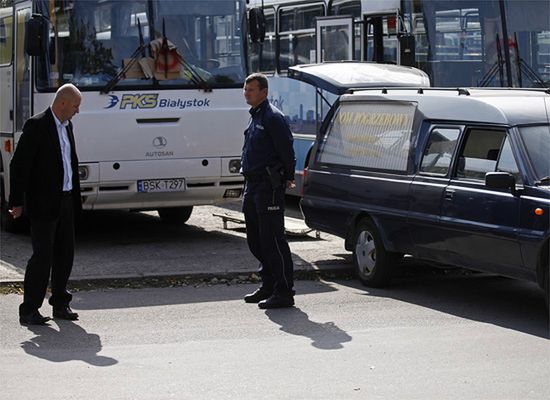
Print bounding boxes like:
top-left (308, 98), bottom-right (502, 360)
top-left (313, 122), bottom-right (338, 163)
top-left (301, 167), bottom-right (308, 197)
top-left (3, 139), bottom-right (12, 153)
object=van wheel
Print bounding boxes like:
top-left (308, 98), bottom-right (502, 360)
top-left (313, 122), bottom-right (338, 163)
top-left (353, 218), bottom-right (397, 287)
top-left (157, 206), bottom-right (193, 225)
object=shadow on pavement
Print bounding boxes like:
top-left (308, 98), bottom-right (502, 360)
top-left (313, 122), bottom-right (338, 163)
top-left (334, 265), bottom-right (549, 340)
top-left (265, 307), bottom-right (352, 350)
top-left (70, 279), bottom-right (339, 310)
top-left (21, 321), bottom-right (118, 366)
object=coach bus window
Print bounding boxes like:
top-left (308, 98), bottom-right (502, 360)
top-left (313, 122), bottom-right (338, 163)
top-left (248, 6), bottom-right (275, 74)
top-left (0, 6), bottom-right (12, 65)
top-left (328, 0), bottom-right (362, 60)
top-left (278, 3), bottom-right (325, 72)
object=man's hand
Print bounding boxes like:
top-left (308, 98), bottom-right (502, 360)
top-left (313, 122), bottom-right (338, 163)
top-left (287, 180), bottom-right (296, 189)
top-left (8, 206), bottom-right (23, 219)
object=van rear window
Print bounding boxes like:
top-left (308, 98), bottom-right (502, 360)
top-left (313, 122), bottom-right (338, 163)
top-left (318, 102), bottom-right (416, 172)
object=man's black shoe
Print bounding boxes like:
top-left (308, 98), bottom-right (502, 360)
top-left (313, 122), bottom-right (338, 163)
top-left (258, 294), bottom-right (295, 309)
top-left (244, 288), bottom-right (273, 303)
top-left (19, 310), bottom-right (51, 325)
top-left (53, 306), bottom-right (79, 320)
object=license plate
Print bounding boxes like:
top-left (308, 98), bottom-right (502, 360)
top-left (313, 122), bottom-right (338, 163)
top-left (137, 178), bottom-right (185, 193)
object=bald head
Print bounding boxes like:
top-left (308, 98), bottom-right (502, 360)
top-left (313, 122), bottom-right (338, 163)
top-left (52, 84), bottom-right (82, 123)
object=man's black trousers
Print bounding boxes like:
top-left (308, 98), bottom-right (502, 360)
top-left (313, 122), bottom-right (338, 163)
top-left (20, 195), bottom-right (75, 315)
top-left (243, 180), bottom-right (294, 296)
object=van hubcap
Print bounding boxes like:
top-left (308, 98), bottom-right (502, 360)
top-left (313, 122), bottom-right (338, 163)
top-left (356, 230), bottom-right (376, 276)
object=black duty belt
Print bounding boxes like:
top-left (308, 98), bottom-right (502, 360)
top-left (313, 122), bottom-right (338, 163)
top-left (244, 173), bottom-right (267, 183)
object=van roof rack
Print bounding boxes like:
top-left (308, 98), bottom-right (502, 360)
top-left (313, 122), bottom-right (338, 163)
top-left (347, 87), bottom-right (550, 96)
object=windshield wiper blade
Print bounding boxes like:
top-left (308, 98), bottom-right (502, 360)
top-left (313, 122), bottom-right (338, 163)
top-left (176, 54), bottom-right (212, 92)
top-left (101, 18), bottom-right (148, 94)
top-left (100, 44), bottom-right (147, 94)
top-left (159, 19), bottom-right (211, 92)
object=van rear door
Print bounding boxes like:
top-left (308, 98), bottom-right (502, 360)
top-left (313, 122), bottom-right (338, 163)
top-left (408, 126), bottom-right (461, 262)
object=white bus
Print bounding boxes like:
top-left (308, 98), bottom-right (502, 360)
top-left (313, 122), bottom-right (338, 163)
top-left (246, 0), bottom-right (550, 196)
top-left (0, 0), bottom-right (249, 231)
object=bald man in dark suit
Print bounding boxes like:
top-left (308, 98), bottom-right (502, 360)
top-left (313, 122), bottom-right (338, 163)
top-left (9, 83), bottom-right (82, 325)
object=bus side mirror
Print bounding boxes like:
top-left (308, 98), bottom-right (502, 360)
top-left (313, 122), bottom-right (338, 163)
top-left (25, 14), bottom-right (49, 56)
top-left (249, 8), bottom-right (266, 43)
top-left (399, 34), bottom-right (415, 67)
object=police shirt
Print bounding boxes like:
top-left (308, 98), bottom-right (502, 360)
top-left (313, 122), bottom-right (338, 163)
top-left (241, 99), bottom-right (295, 181)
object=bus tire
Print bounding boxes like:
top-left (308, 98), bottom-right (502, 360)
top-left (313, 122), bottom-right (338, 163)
top-left (157, 206), bottom-right (193, 225)
top-left (352, 218), bottom-right (398, 288)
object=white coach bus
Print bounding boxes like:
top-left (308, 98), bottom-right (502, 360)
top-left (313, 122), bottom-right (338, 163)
top-left (0, 0), bottom-right (249, 230)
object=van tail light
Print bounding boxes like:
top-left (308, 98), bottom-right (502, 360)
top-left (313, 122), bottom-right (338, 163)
top-left (301, 166), bottom-right (308, 197)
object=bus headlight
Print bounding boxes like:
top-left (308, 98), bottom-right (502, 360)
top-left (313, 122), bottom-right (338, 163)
top-left (78, 166), bottom-right (89, 181)
top-left (228, 159), bottom-right (241, 173)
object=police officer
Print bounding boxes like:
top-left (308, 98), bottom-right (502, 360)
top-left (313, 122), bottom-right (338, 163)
top-left (241, 73), bottom-right (296, 309)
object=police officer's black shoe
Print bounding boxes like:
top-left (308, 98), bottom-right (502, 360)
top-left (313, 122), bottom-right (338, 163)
top-left (258, 294), bottom-right (295, 309)
top-left (244, 288), bottom-right (273, 303)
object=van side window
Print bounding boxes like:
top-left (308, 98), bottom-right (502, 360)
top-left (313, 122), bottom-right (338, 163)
top-left (496, 136), bottom-right (522, 184)
top-left (318, 102), bottom-right (416, 172)
top-left (455, 128), bottom-right (506, 180)
top-left (420, 128), bottom-right (460, 175)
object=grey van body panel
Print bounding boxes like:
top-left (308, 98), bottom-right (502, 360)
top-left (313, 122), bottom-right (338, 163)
top-left (302, 88), bottom-right (550, 287)
top-left (341, 90), bottom-right (550, 127)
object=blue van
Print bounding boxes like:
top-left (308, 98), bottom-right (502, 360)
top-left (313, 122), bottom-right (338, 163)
top-left (300, 87), bottom-right (550, 307)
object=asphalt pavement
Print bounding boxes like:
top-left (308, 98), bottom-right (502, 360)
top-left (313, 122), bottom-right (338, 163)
top-left (0, 201), bottom-right (352, 285)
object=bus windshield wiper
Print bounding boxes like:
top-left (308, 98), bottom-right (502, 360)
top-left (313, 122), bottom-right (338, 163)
top-left (158, 19), bottom-right (211, 92)
top-left (101, 18), bottom-right (148, 94)
top-left (176, 53), bottom-right (212, 92)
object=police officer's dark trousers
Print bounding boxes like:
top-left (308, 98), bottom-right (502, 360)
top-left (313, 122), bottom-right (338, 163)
top-left (243, 179), bottom-right (294, 296)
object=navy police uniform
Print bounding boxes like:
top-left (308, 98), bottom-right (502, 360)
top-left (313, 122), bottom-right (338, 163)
top-left (241, 99), bottom-right (295, 297)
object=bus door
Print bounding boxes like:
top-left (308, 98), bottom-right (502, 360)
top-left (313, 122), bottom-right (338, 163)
top-left (315, 16), bottom-right (354, 63)
top-left (0, 3), bottom-right (14, 141)
top-left (364, 13), bottom-right (399, 65)
top-left (14, 2), bottom-right (31, 143)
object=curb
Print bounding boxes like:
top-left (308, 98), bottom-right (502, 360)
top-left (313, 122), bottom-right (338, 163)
top-left (0, 267), bottom-right (355, 294)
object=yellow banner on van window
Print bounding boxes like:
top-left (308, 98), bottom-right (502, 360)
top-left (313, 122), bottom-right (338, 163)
top-left (337, 112), bottom-right (413, 129)
top-left (320, 102), bottom-right (416, 172)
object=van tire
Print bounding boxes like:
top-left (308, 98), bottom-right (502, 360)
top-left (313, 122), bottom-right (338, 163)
top-left (157, 206), bottom-right (193, 225)
top-left (353, 218), bottom-right (397, 288)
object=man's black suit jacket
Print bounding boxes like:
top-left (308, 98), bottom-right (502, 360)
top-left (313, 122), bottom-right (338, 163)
top-left (9, 107), bottom-right (82, 220)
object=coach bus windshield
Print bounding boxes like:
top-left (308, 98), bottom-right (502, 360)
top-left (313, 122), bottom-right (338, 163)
top-left (35, 0), bottom-right (246, 91)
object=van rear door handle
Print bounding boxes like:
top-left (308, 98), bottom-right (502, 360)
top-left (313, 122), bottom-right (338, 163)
top-left (444, 189), bottom-right (455, 201)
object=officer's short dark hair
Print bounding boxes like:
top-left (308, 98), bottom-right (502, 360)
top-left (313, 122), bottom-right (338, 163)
top-left (245, 73), bottom-right (268, 90)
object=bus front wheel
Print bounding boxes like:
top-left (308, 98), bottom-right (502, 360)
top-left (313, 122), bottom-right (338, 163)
top-left (157, 206), bottom-right (193, 225)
